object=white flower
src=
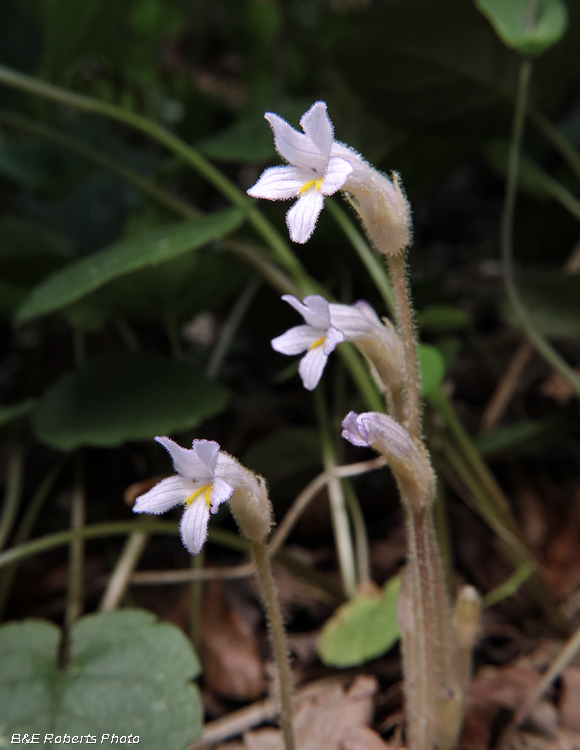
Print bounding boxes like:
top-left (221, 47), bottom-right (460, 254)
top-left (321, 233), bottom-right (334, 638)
top-left (341, 411), bottom-right (434, 510)
top-left (247, 102), bottom-right (353, 244)
top-left (271, 294), bottom-right (405, 393)
top-left (271, 294), bottom-right (345, 390)
top-left (133, 437), bottom-right (235, 554)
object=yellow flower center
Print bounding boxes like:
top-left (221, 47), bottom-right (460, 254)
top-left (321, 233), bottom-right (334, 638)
top-left (185, 483), bottom-right (212, 508)
top-left (310, 336), bottom-right (325, 350)
top-left (300, 178), bottom-right (324, 195)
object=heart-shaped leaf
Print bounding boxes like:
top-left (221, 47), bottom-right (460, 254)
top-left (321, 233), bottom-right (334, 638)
top-left (317, 576), bottom-right (401, 668)
top-left (475, 0), bottom-right (568, 56)
top-left (32, 353), bottom-right (230, 450)
top-left (16, 209), bottom-right (245, 323)
top-left (0, 610), bottom-right (202, 749)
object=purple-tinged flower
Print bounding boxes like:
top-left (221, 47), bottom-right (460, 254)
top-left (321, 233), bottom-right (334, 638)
top-left (271, 295), bottom-right (345, 390)
top-left (342, 411), bottom-right (434, 510)
top-left (133, 438), bottom-right (234, 554)
top-left (133, 438), bottom-right (273, 553)
top-left (247, 102), bottom-right (353, 243)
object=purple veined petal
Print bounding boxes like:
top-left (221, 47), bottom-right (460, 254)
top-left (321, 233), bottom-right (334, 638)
top-left (192, 439), bottom-right (220, 477)
top-left (281, 294), bottom-right (330, 329)
top-left (353, 300), bottom-right (382, 323)
top-left (247, 165), bottom-right (308, 200)
top-left (180, 497), bottom-right (211, 555)
top-left (320, 157), bottom-right (353, 196)
top-left (329, 303), bottom-right (374, 339)
top-left (265, 112), bottom-right (327, 172)
top-left (210, 477), bottom-right (234, 513)
top-left (298, 345), bottom-right (328, 390)
top-left (341, 411), bottom-right (370, 447)
top-left (155, 436), bottom-right (213, 482)
top-left (300, 102), bottom-right (334, 163)
top-left (286, 189), bottom-right (324, 244)
top-left (323, 325), bottom-right (345, 355)
top-left (133, 475), bottom-right (194, 515)
top-left (271, 325), bottom-right (322, 356)
top-left (358, 412), bottom-right (415, 461)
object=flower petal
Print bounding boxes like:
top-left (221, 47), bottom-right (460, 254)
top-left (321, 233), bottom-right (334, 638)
top-left (300, 102), bottom-right (334, 162)
top-left (320, 156), bottom-right (353, 196)
top-left (282, 294), bottom-right (330, 329)
top-left (180, 498), bottom-right (211, 555)
top-left (193, 440), bottom-right (220, 476)
top-left (265, 112), bottom-right (327, 172)
top-left (286, 190), bottom-right (324, 244)
top-left (210, 477), bottom-right (234, 512)
top-left (298, 346), bottom-right (328, 390)
top-left (247, 165), bottom-right (307, 200)
top-left (323, 325), bottom-right (345, 355)
top-left (271, 325), bottom-right (322, 355)
top-left (155, 436), bottom-right (213, 482)
top-left (133, 475), bottom-right (194, 515)
top-left (341, 411), bottom-right (370, 447)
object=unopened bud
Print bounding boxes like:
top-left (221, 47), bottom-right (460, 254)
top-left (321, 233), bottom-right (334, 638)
top-left (341, 411), bottom-right (434, 510)
top-left (218, 454), bottom-right (273, 542)
top-left (453, 585), bottom-right (481, 651)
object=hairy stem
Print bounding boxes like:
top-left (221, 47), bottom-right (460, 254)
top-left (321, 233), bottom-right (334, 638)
top-left (387, 253), bottom-right (421, 442)
top-left (251, 540), bottom-right (295, 750)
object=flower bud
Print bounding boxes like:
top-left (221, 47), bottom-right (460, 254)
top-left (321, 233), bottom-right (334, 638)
top-left (342, 411), bottom-right (434, 510)
top-left (217, 453), bottom-right (273, 542)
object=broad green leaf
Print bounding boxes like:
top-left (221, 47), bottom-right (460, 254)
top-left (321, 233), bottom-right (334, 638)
top-left (474, 419), bottom-right (553, 456)
top-left (0, 609), bottom-right (202, 749)
top-left (242, 427), bottom-right (321, 486)
top-left (503, 272), bottom-right (580, 339)
top-left (418, 305), bottom-right (472, 333)
top-left (417, 343), bottom-right (446, 397)
top-left (32, 353), bottom-right (230, 450)
top-left (475, 0), bottom-right (568, 56)
top-left (0, 399), bottom-right (37, 429)
top-left (16, 209), bottom-right (246, 323)
top-left (318, 576), bottom-right (401, 668)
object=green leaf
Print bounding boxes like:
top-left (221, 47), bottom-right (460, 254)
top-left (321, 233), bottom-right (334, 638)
top-left (32, 353), bottom-right (230, 450)
top-left (475, 0), bottom-right (568, 56)
top-left (242, 427), bottom-right (321, 485)
top-left (317, 576), bottom-right (401, 668)
top-left (503, 272), bottom-right (580, 339)
top-left (0, 399), bottom-right (37, 429)
top-left (417, 343), bottom-right (446, 397)
top-left (418, 305), bottom-right (472, 333)
top-left (474, 419), bottom-right (553, 456)
top-left (0, 609), bottom-right (202, 748)
top-left (16, 209), bottom-right (246, 323)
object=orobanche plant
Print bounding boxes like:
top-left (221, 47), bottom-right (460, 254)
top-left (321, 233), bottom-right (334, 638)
top-left (246, 101), bottom-right (479, 750)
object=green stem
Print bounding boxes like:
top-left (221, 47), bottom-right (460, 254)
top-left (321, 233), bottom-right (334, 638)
top-left (65, 454), bottom-right (85, 630)
top-left (529, 105), bottom-right (580, 184)
top-left (251, 540), bottom-right (295, 750)
top-left (502, 61), bottom-right (580, 399)
top-left (99, 531), bottom-right (149, 611)
top-left (315, 389), bottom-right (357, 598)
top-left (206, 277), bottom-right (260, 379)
top-left (342, 481), bottom-right (371, 586)
top-left (326, 199), bottom-right (397, 317)
top-left (0, 456), bottom-right (66, 619)
top-left (0, 445), bottom-right (25, 551)
top-left (0, 110), bottom-right (201, 220)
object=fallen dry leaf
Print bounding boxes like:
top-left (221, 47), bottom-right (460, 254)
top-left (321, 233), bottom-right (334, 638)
top-left (558, 667), bottom-right (580, 734)
top-left (229, 675), bottom-right (390, 750)
top-left (201, 579), bottom-right (265, 701)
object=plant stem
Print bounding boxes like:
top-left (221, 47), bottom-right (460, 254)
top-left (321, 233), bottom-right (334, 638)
top-left (251, 540), bottom-right (295, 750)
top-left (99, 531), bottom-right (149, 611)
top-left (0, 445), bottom-right (25, 551)
top-left (502, 60), bottom-right (580, 398)
top-left (65, 454), bottom-right (86, 630)
top-left (315, 389), bottom-right (358, 598)
top-left (0, 456), bottom-right (66, 619)
top-left (386, 253), bottom-right (421, 442)
top-left (206, 277), bottom-right (260, 379)
top-left (190, 549), bottom-right (204, 649)
top-left (342, 481), bottom-right (371, 586)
